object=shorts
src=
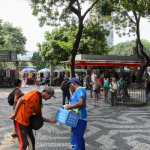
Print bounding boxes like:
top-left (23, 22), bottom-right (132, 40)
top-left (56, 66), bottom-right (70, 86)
top-left (86, 84), bottom-right (92, 90)
top-left (93, 89), bottom-right (100, 93)
top-left (118, 88), bottom-right (123, 91)
top-left (36, 81), bottom-right (40, 85)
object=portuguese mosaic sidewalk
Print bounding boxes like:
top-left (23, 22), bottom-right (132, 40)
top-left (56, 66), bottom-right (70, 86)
top-left (0, 86), bottom-right (150, 150)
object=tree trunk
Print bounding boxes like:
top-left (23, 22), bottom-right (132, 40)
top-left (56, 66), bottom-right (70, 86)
top-left (133, 12), bottom-right (149, 83)
top-left (69, 22), bottom-right (83, 78)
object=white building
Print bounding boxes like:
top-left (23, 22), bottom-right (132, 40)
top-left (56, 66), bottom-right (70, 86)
top-left (87, 7), bottom-right (114, 46)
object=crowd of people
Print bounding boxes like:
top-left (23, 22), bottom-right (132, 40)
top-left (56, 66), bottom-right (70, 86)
top-left (8, 70), bottom-right (149, 150)
top-left (84, 71), bottom-right (128, 107)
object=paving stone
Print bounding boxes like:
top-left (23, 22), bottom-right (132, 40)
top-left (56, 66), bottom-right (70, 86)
top-left (0, 86), bottom-right (150, 149)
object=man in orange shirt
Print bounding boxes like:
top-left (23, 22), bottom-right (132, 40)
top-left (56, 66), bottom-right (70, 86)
top-left (9, 87), bottom-right (57, 150)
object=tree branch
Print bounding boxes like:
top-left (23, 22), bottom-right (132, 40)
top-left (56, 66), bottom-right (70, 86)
top-left (77, 0), bottom-right (81, 12)
top-left (69, 0), bottom-right (80, 18)
top-left (82, 0), bottom-right (99, 20)
top-left (125, 11), bottom-right (136, 24)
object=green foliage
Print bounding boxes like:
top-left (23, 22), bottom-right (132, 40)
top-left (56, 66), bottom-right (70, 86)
top-left (109, 39), bottom-right (150, 56)
top-left (0, 20), bottom-right (5, 46)
top-left (0, 22), bottom-right (27, 55)
top-left (94, 0), bottom-right (150, 37)
top-left (37, 23), bottom-right (110, 65)
top-left (19, 62), bottom-right (28, 67)
top-left (31, 51), bottom-right (48, 71)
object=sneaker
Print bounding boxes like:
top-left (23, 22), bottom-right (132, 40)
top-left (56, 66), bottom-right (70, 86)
top-left (11, 134), bottom-right (18, 138)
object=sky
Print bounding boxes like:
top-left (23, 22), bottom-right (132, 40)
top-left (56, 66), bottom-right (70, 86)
top-left (0, 0), bottom-right (150, 53)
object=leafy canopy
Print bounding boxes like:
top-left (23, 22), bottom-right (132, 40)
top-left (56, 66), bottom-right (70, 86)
top-left (109, 39), bottom-right (150, 56)
top-left (0, 20), bottom-right (5, 46)
top-left (94, 0), bottom-right (150, 37)
top-left (31, 51), bottom-right (49, 71)
top-left (0, 22), bottom-right (27, 55)
top-left (30, 0), bottom-right (95, 27)
top-left (37, 22), bottom-right (110, 65)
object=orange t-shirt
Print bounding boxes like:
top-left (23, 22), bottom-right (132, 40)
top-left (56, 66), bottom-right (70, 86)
top-left (15, 90), bottom-right (41, 126)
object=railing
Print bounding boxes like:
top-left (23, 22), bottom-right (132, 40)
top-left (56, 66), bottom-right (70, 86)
top-left (104, 82), bottom-right (147, 107)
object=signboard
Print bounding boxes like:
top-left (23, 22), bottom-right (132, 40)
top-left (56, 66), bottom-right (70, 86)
top-left (0, 51), bottom-right (17, 61)
top-left (55, 108), bottom-right (79, 128)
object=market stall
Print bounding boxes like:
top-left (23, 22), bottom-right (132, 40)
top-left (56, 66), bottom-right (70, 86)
top-left (21, 68), bottom-right (37, 86)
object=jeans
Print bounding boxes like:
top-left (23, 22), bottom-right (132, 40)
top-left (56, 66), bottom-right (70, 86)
top-left (111, 91), bottom-right (117, 106)
top-left (62, 91), bottom-right (70, 105)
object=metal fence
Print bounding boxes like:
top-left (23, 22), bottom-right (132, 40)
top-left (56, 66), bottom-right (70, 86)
top-left (104, 83), bottom-right (147, 107)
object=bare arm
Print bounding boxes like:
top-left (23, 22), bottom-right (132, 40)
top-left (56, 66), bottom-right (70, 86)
top-left (14, 95), bottom-right (20, 103)
top-left (65, 97), bottom-right (85, 110)
top-left (43, 117), bottom-right (56, 124)
top-left (9, 97), bottom-right (25, 120)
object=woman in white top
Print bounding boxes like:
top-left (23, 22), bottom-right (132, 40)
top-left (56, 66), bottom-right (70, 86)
top-left (93, 77), bottom-right (101, 106)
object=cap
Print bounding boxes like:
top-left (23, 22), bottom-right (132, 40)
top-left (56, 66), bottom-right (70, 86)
top-left (43, 87), bottom-right (56, 98)
top-left (67, 77), bottom-right (81, 86)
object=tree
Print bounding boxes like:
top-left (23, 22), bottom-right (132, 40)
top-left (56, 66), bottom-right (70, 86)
top-left (0, 20), bottom-right (5, 46)
top-left (30, 0), bottom-right (104, 77)
top-left (96, 0), bottom-right (150, 83)
top-left (31, 51), bottom-right (48, 71)
top-left (37, 23), bottom-right (110, 66)
top-left (110, 39), bottom-right (150, 56)
top-left (0, 22), bottom-right (27, 55)
top-left (19, 61), bottom-right (28, 67)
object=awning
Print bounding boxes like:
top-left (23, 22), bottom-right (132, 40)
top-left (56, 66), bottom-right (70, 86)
top-left (69, 61), bottom-right (150, 67)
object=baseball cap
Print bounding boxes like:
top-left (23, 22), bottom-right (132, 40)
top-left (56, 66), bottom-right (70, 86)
top-left (67, 77), bottom-right (81, 86)
top-left (43, 87), bottom-right (56, 98)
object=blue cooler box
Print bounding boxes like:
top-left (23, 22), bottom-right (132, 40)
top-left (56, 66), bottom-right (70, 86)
top-left (55, 108), bottom-right (79, 127)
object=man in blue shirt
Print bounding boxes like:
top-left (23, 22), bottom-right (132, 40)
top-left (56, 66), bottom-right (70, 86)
top-left (65, 77), bottom-right (87, 150)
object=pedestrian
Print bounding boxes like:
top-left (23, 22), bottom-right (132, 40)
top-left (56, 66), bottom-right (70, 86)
top-left (75, 72), bottom-right (79, 78)
top-left (65, 77), bottom-right (87, 150)
top-left (103, 76), bottom-right (110, 96)
top-left (145, 77), bottom-right (150, 102)
top-left (101, 72), bottom-right (104, 86)
top-left (118, 77), bottom-right (125, 98)
top-left (79, 72), bottom-right (84, 87)
top-left (9, 87), bottom-right (57, 150)
top-left (93, 77), bottom-right (101, 106)
top-left (11, 79), bottom-right (23, 139)
top-left (91, 71), bottom-right (97, 83)
top-left (36, 73), bottom-right (41, 87)
top-left (61, 77), bottom-right (70, 106)
top-left (97, 75), bottom-right (102, 95)
top-left (109, 77), bottom-right (119, 107)
top-left (132, 73), bottom-right (136, 83)
top-left (86, 72), bottom-right (93, 98)
top-left (114, 71), bottom-right (119, 81)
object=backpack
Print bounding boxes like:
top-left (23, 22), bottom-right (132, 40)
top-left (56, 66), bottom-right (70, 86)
top-left (110, 82), bottom-right (118, 88)
top-left (30, 92), bottom-right (43, 130)
top-left (8, 88), bottom-right (20, 106)
top-left (61, 81), bottom-right (69, 91)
